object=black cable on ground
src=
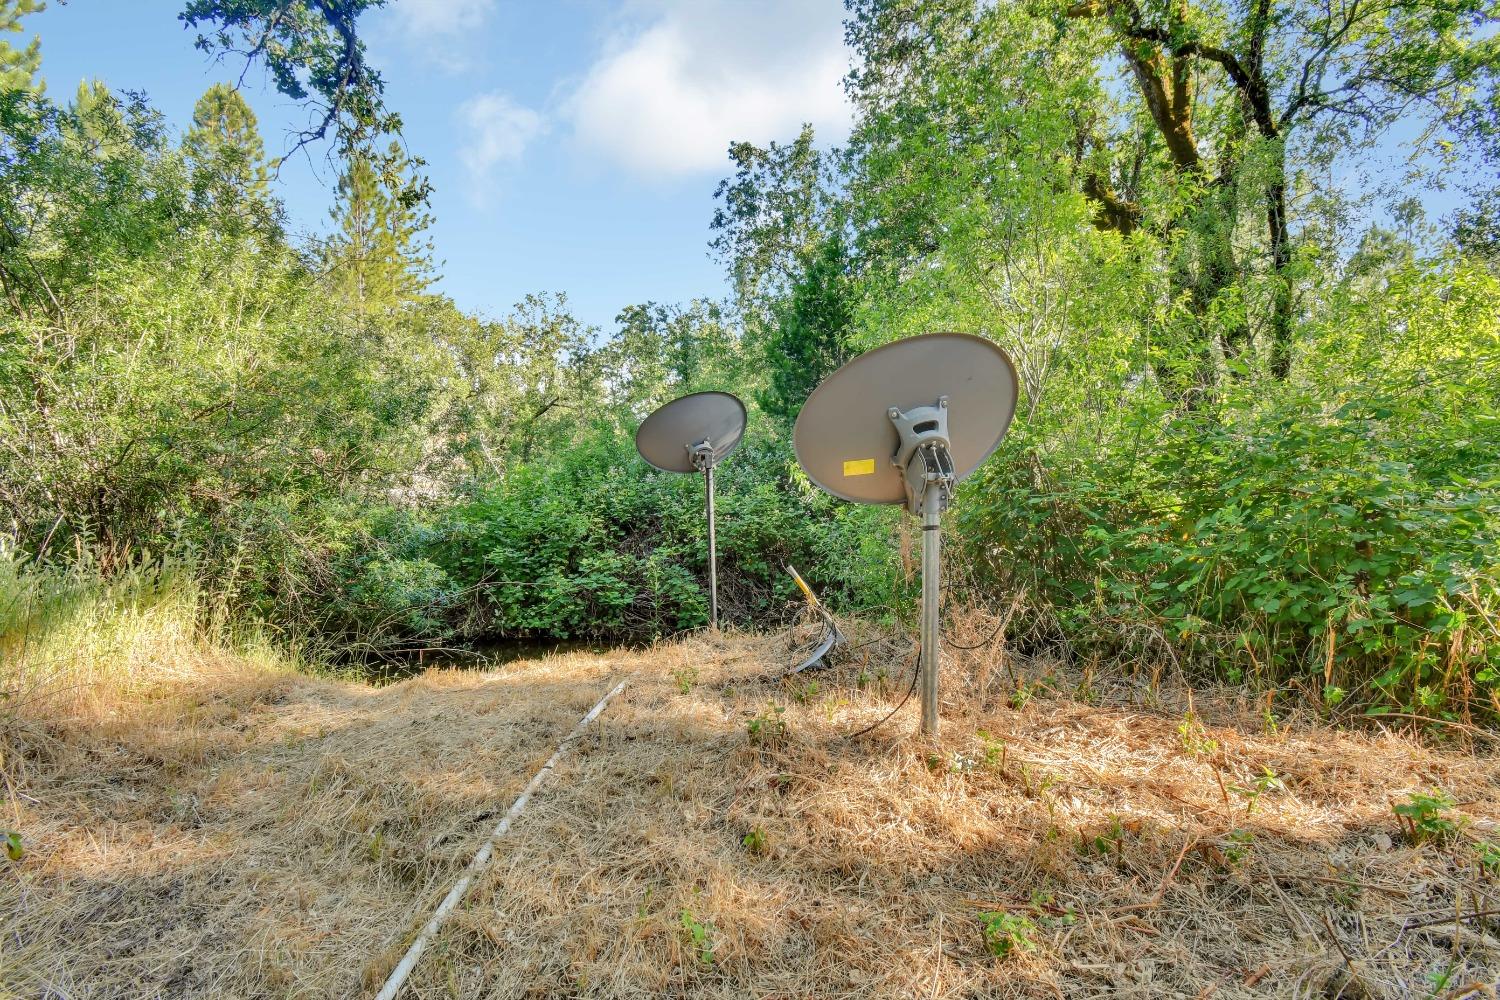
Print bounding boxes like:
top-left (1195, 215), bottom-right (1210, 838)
top-left (843, 631), bottom-right (899, 653)
top-left (841, 653), bottom-right (920, 741)
top-left (941, 614), bottom-right (1009, 650)
top-left (939, 586), bottom-right (1029, 649)
top-left (824, 601), bottom-right (911, 656)
top-left (778, 583), bottom-right (1021, 737)
top-left (772, 606), bottom-right (918, 739)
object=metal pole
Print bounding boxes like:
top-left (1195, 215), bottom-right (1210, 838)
top-left (919, 478), bottom-right (941, 737)
top-left (705, 463), bottom-right (718, 630)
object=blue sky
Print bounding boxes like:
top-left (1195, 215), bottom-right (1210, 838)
top-left (28, 0), bottom-right (852, 332)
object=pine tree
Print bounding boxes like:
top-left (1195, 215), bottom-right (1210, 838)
top-left (63, 80), bottom-right (135, 162)
top-left (183, 83), bottom-right (278, 240)
top-left (323, 141), bottom-right (433, 319)
top-left (0, 0), bottom-right (43, 93)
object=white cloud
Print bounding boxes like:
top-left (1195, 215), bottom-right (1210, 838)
top-left (390, 0), bottom-right (495, 37)
top-left (457, 93), bottom-right (544, 201)
top-left (566, 0), bottom-right (851, 177)
top-left (377, 0), bottom-right (495, 72)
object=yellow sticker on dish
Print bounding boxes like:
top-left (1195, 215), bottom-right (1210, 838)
top-left (842, 458), bottom-right (876, 477)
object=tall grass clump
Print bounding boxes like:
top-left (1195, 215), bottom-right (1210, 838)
top-left (0, 542), bottom-right (296, 724)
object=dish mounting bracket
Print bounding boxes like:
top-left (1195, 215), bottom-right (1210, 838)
top-left (888, 396), bottom-right (954, 518)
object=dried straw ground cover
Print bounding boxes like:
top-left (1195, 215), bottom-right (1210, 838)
top-left (4, 623), bottom-right (1499, 998)
top-left (0, 649), bottom-right (620, 998)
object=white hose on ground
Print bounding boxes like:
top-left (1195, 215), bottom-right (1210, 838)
top-left (373, 678), bottom-right (629, 1000)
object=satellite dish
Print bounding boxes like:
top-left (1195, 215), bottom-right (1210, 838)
top-left (794, 333), bottom-right (1017, 507)
top-left (793, 333), bottom-right (1018, 736)
top-left (635, 391), bottom-right (748, 629)
top-left (636, 391), bottom-right (746, 474)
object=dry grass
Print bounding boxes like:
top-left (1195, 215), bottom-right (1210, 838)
top-left (3, 613), bottom-right (1498, 998)
top-left (0, 635), bottom-right (621, 997)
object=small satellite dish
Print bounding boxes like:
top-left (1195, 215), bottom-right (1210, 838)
top-left (793, 333), bottom-right (1018, 736)
top-left (635, 391), bottom-right (747, 629)
top-left (636, 391), bottom-right (746, 474)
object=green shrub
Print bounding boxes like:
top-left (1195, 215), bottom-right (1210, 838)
top-left (1394, 790), bottom-right (1461, 844)
top-left (962, 258), bottom-right (1500, 719)
top-left (976, 910), bottom-right (1037, 959)
top-left (432, 430), bottom-right (897, 640)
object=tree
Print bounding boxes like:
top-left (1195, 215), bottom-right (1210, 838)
top-left (710, 124), bottom-right (840, 333)
top-left (759, 233), bottom-right (854, 428)
top-left (0, 80), bottom-right (428, 557)
top-left (322, 142), bottom-right (432, 318)
top-left (428, 294), bottom-right (601, 473)
top-left (183, 83), bottom-right (279, 239)
top-left (844, 1), bottom-right (1129, 411)
top-left (607, 300), bottom-right (742, 418)
top-left (847, 0), bottom-right (1500, 391)
top-left (64, 79), bottom-right (129, 153)
top-left (0, 82), bottom-right (190, 316)
top-left (0, 0), bottom-right (42, 93)
top-left (1060, 0), bottom-right (1500, 381)
top-left (1454, 185), bottom-right (1500, 263)
top-left (178, 0), bottom-right (429, 206)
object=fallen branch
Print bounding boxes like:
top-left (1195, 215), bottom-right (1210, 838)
top-left (1110, 836), bottom-right (1196, 913)
top-left (1321, 912), bottom-right (1370, 995)
top-left (1402, 909), bottom-right (1500, 931)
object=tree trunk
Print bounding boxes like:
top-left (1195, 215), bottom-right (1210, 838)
top-left (1266, 171), bottom-right (1293, 380)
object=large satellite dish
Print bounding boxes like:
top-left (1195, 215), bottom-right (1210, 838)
top-left (794, 333), bottom-right (1018, 736)
top-left (635, 391), bottom-right (747, 629)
